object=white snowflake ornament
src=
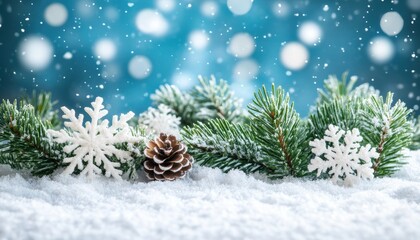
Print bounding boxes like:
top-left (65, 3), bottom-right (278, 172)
top-left (48, 97), bottom-right (140, 179)
top-left (308, 124), bottom-right (379, 186)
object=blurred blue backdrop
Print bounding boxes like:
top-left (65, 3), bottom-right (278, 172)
top-left (0, 0), bottom-right (419, 116)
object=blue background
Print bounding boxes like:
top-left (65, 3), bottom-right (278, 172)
top-left (0, 0), bottom-right (419, 116)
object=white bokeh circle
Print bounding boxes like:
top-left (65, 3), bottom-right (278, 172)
top-left (18, 36), bottom-right (53, 71)
top-left (368, 37), bottom-right (395, 64)
top-left (135, 9), bottom-right (169, 37)
top-left (380, 11), bottom-right (404, 36)
top-left (280, 42), bottom-right (309, 70)
top-left (228, 33), bottom-right (255, 58)
top-left (189, 30), bottom-right (210, 50)
top-left (128, 55), bottom-right (152, 79)
top-left (233, 59), bottom-right (259, 81)
top-left (227, 0), bottom-right (253, 15)
top-left (44, 3), bottom-right (68, 27)
top-left (201, 1), bottom-right (219, 17)
top-left (93, 39), bottom-right (117, 61)
top-left (298, 21), bottom-right (322, 45)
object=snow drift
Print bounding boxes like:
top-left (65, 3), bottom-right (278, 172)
top-left (1, 151), bottom-right (420, 240)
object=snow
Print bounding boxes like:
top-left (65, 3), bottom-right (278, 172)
top-left (1, 150), bottom-right (420, 239)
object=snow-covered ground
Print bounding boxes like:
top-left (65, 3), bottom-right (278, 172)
top-left (1, 151), bottom-right (420, 240)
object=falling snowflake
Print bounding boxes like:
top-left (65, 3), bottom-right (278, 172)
top-left (48, 97), bottom-right (140, 179)
top-left (308, 124), bottom-right (379, 186)
top-left (138, 104), bottom-right (181, 137)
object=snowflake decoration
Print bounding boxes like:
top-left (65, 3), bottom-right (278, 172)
top-left (308, 124), bottom-right (379, 186)
top-left (48, 97), bottom-right (140, 179)
top-left (138, 104), bottom-right (181, 137)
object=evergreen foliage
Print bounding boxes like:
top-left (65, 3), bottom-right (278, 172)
top-left (248, 84), bottom-right (310, 178)
top-left (316, 72), bottom-right (379, 105)
top-left (360, 93), bottom-right (412, 176)
top-left (182, 119), bottom-right (273, 175)
top-left (0, 72), bottom-right (416, 182)
top-left (151, 84), bottom-right (198, 126)
top-left (24, 91), bottom-right (61, 128)
top-left (0, 99), bottom-right (63, 176)
top-left (151, 75), bottom-right (244, 126)
top-left (409, 116), bottom-right (420, 150)
top-left (183, 84), bottom-right (311, 179)
top-left (309, 74), bottom-right (413, 177)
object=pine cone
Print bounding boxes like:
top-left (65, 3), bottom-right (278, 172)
top-left (143, 133), bottom-right (193, 181)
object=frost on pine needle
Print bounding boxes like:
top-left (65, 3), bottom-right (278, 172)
top-left (308, 124), bottom-right (379, 186)
top-left (47, 97), bottom-right (140, 179)
top-left (138, 104), bottom-right (181, 138)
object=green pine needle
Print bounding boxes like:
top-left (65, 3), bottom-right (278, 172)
top-left (360, 93), bottom-right (412, 177)
top-left (248, 84), bottom-right (310, 178)
top-left (151, 75), bottom-right (245, 126)
top-left (182, 119), bottom-right (272, 175)
top-left (409, 116), bottom-right (420, 150)
top-left (0, 99), bottom-right (63, 176)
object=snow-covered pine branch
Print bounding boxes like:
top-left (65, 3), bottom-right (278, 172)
top-left (248, 84), bottom-right (311, 178)
top-left (138, 104), bottom-right (181, 138)
top-left (151, 84), bottom-right (198, 126)
top-left (151, 75), bottom-right (245, 126)
top-left (315, 72), bottom-right (379, 106)
top-left (191, 75), bottom-right (245, 124)
top-left (182, 119), bottom-right (273, 175)
top-left (0, 98), bottom-right (63, 176)
top-left (410, 115), bottom-right (420, 150)
top-left (360, 93), bottom-right (412, 176)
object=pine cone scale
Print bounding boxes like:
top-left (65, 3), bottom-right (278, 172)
top-left (143, 133), bottom-right (194, 181)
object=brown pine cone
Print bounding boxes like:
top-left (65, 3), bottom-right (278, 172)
top-left (143, 133), bottom-right (193, 181)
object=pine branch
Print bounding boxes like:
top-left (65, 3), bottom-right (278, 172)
top-left (151, 84), bottom-right (198, 126)
top-left (119, 126), bottom-right (147, 180)
top-left (308, 97), bottom-right (363, 140)
top-left (316, 72), bottom-right (379, 106)
top-left (191, 76), bottom-right (245, 123)
top-left (23, 91), bottom-right (61, 128)
top-left (0, 100), bottom-right (63, 176)
top-left (248, 84), bottom-right (311, 178)
top-left (360, 93), bottom-right (412, 177)
top-left (182, 119), bottom-right (275, 175)
top-left (151, 75), bottom-right (245, 126)
top-left (408, 115), bottom-right (420, 150)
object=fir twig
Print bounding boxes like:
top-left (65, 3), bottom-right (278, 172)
top-left (0, 99), bottom-right (63, 176)
top-left (360, 93), bottom-right (412, 176)
top-left (151, 75), bottom-right (245, 126)
top-left (151, 84), bottom-right (198, 126)
top-left (191, 76), bottom-right (244, 123)
top-left (182, 119), bottom-right (273, 174)
top-left (408, 115), bottom-right (420, 150)
top-left (248, 84), bottom-right (310, 178)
